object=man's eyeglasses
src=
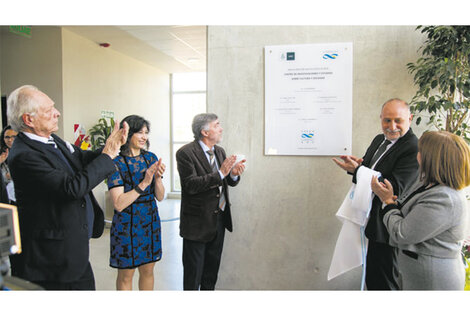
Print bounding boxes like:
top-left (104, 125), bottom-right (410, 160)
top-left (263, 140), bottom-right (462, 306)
top-left (4, 136), bottom-right (16, 140)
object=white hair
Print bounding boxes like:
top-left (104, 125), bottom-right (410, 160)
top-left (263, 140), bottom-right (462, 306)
top-left (7, 85), bottom-right (40, 132)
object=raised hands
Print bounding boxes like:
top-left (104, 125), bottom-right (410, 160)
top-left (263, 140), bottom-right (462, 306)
top-left (141, 161), bottom-right (159, 187)
top-left (0, 149), bottom-right (8, 164)
top-left (371, 175), bottom-right (397, 205)
top-left (103, 120), bottom-right (130, 159)
top-left (154, 158), bottom-right (166, 180)
top-left (231, 159), bottom-right (246, 176)
top-left (139, 159), bottom-right (166, 188)
top-left (332, 155), bottom-right (363, 173)
top-left (219, 155), bottom-right (237, 177)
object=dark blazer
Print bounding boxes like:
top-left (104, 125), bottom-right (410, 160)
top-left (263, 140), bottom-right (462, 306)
top-left (8, 132), bottom-right (116, 283)
top-left (176, 140), bottom-right (239, 242)
top-left (352, 128), bottom-right (419, 243)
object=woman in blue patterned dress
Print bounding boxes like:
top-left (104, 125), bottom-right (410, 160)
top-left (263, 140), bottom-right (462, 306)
top-left (107, 115), bottom-right (166, 290)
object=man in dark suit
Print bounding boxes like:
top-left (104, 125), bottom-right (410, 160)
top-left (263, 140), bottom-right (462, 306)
top-left (6, 85), bottom-right (128, 290)
top-left (176, 113), bottom-right (245, 290)
top-left (333, 98), bottom-right (419, 290)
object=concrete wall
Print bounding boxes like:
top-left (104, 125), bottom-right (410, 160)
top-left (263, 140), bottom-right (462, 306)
top-left (207, 26), bottom-right (426, 290)
top-left (0, 26), bottom-right (64, 137)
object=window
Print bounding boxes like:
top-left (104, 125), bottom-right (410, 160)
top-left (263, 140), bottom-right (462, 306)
top-left (170, 72), bottom-right (207, 192)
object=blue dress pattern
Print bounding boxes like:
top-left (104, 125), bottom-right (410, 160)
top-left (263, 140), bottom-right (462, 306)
top-left (107, 151), bottom-right (162, 269)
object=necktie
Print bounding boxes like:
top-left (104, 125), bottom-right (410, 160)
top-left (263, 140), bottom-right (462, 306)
top-left (47, 137), bottom-right (57, 149)
top-left (206, 150), bottom-right (226, 211)
top-left (370, 139), bottom-right (391, 166)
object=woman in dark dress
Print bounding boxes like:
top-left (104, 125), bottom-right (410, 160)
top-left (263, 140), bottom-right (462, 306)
top-left (107, 115), bottom-right (165, 290)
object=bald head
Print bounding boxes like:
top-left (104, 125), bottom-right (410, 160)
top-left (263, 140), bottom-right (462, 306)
top-left (380, 98), bottom-right (413, 141)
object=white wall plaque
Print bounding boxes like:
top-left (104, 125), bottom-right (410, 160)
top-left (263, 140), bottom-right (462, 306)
top-left (265, 42), bottom-right (353, 156)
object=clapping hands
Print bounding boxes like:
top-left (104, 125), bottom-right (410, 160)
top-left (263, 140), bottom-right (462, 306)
top-left (154, 159), bottom-right (165, 179)
top-left (231, 159), bottom-right (246, 176)
top-left (103, 120), bottom-right (129, 159)
top-left (371, 175), bottom-right (397, 205)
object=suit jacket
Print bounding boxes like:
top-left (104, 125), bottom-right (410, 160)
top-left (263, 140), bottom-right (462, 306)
top-left (352, 128), bottom-right (419, 244)
top-left (382, 179), bottom-right (466, 259)
top-left (8, 132), bottom-right (116, 283)
top-left (176, 140), bottom-right (240, 242)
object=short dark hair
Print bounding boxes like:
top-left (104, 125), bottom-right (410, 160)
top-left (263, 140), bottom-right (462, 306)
top-left (119, 115), bottom-right (150, 156)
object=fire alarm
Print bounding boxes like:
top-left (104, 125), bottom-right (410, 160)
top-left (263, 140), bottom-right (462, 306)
top-left (99, 43), bottom-right (110, 48)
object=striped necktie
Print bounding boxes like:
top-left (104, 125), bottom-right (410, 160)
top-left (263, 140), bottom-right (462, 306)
top-left (206, 150), bottom-right (226, 211)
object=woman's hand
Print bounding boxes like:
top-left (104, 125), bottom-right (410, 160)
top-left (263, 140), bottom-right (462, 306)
top-left (154, 159), bottom-right (165, 180)
top-left (371, 175), bottom-right (397, 205)
top-left (153, 159), bottom-right (165, 201)
top-left (139, 161), bottom-right (158, 189)
top-left (0, 149), bottom-right (8, 164)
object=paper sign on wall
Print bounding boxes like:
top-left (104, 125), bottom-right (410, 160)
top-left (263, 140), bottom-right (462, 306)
top-left (265, 42), bottom-right (353, 156)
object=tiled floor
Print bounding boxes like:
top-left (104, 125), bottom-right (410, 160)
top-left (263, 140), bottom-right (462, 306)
top-left (90, 199), bottom-right (183, 290)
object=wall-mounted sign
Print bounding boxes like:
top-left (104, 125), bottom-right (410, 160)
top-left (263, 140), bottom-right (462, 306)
top-left (9, 26), bottom-right (32, 39)
top-left (264, 42), bottom-right (353, 156)
top-left (101, 110), bottom-right (114, 119)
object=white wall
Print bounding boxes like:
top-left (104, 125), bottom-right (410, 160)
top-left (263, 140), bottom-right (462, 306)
top-left (207, 26), bottom-right (426, 290)
top-left (61, 28), bottom-right (171, 196)
top-left (0, 27), bottom-right (172, 207)
top-left (0, 26), bottom-right (64, 136)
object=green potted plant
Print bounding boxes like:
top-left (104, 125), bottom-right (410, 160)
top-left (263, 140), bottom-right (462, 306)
top-left (88, 117), bottom-right (116, 224)
top-left (407, 25), bottom-right (470, 140)
top-left (407, 25), bottom-right (470, 290)
top-left (88, 117), bottom-right (115, 151)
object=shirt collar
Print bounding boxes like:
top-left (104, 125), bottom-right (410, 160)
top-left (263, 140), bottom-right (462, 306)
top-left (198, 140), bottom-right (213, 153)
top-left (22, 131), bottom-right (75, 153)
top-left (22, 131), bottom-right (53, 144)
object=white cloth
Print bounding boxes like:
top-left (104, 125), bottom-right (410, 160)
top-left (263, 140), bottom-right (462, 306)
top-left (327, 166), bottom-right (381, 281)
top-left (6, 181), bottom-right (15, 202)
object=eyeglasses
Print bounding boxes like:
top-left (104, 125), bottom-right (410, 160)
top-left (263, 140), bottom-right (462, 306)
top-left (4, 135), bottom-right (16, 140)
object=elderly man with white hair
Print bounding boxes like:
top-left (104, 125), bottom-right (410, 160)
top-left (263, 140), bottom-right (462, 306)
top-left (7, 85), bottom-right (128, 290)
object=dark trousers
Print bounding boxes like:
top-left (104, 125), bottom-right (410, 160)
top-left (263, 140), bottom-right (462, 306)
top-left (33, 262), bottom-right (96, 291)
top-left (9, 253), bottom-right (25, 278)
top-left (183, 212), bottom-right (226, 290)
top-left (365, 240), bottom-right (399, 290)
